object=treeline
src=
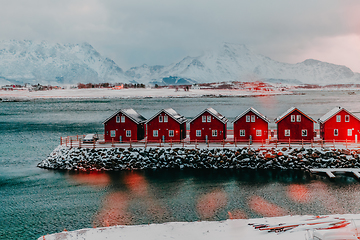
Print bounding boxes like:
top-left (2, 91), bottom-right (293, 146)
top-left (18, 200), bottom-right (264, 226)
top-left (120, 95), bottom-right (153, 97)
top-left (77, 83), bottom-right (146, 89)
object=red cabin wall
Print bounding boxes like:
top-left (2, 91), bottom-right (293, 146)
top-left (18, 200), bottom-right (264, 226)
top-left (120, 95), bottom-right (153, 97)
top-left (104, 114), bottom-right (142, 142)
top-left (233, 113), bottom-right (268, 142)
top-left (146, 112), bottom-right (184, 142)
top-left (321, 110), bottom-right (360, 142)
top-left (277, 110), bottom-right (314, 142)
top-left (190, 112), bottom-right (226, 141)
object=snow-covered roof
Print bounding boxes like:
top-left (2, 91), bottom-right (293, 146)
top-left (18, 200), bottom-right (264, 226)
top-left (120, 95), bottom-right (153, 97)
top-left (233, 107), bottom-right (270, 123)
top-left (275, 107), bottom-right (316, 123)
top-left (318, 106), bottom-right (360, 123)
top-left (146, 108), bottom-right (187, 124)
top-left (103, 108), bottom-right (146, 124)
top-left (189, 107), bottom-right (228, 124)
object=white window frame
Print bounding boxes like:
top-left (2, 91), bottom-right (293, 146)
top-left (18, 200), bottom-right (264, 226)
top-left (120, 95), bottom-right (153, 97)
top-left (251, 115), bottom-right (255, 122)
top-left (121, 116), bottom-right (125, 123)
top-left (246, 116), bottom-right (250, 122)
top-left (153, 130), bottom-right (158, 137)
top-left (297, 115), bottom-right (301, 122)
top-left (334, 129), bottom-right (338, 136)
top-left (126, 130), bottom-right (131, 137)
top-left (169, 130), bottom-right (174, 137)
top-left (256, 130), bottom-right (261, 136)
top-left (348, 129), bottom-right (352, 136)
top-left (110, 130), bottom-right (116, 137)
top-left (285, 129), bottom-right (290, 136)
top-left (164, 115), bottom-right (168, 123)
top-left (116, 116), bottom-right (120, 123)
top-left (291, 115), bottom-right (295, 122)
top-left (336, 115), bottom-right (341, 122)
top-left (212, 130), bottom-right (217, 137)
top-left (345, 115), bottom-right (350, 122)
top-left (159, 115), bottom-right (163, 122)
top-left (202, 116), bottom-right (206, 122)
top-left (207, 116), bottom-right (211, 122)
top-left (196, 130), bottom-right (201, 137)
top-left (301, 129), bottom-right (307, 137)
top-left (240, 129), bottom-right (245, 136)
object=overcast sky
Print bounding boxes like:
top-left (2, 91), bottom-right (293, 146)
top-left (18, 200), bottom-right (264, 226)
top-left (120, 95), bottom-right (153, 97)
top-left (0, 0), bottom-right (359, 72)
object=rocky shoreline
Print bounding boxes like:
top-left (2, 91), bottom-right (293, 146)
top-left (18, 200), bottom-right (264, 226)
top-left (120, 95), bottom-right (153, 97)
top-left (37, 145), bottom-right (360, 171)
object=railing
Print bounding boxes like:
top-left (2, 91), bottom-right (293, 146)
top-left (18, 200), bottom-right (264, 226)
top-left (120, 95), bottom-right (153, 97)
top-left (60, 135), bottom-right (360, 150)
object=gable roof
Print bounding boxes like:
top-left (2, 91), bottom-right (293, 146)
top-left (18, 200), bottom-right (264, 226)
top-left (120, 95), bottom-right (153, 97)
top-left (189, 107), bottom-right (228, 124)
top-left (146, 108), bottom-right (187, 124)
top-left (103, 108), bottom-right (146, 124)
top-left (275, 107), bottom-right (316, 123)
top-left (318, 106), bottom-right (360, 123)
top-left (233, 107), bottom-right (270, 123)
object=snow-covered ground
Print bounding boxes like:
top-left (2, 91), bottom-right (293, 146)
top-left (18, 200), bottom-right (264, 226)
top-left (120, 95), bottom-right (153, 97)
top-left (39, 214), bottom-right (360, 240)
top-left (0, 88), bottom-right (289, 100)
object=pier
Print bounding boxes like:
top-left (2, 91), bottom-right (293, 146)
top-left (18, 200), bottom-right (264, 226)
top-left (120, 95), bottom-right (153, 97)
top-left (310, 168), bottom-right (360, 179)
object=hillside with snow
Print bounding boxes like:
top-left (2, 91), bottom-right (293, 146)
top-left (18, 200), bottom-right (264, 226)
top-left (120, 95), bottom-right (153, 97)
top-left (1, 41), bottom-right (359, 86)
top-left (0, 40), bottom-right (128, 85)
top-left (126, 43), bottom-right (360, 85)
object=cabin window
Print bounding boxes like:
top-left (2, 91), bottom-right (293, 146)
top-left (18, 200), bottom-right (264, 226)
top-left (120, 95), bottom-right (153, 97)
top-left (196, 130), bottom-right (201, 137)
top-left (159, 116), bottom-right (163, 122)
top-left (202, 116), bottom-right (206, 122)
top-left (246, 116), bottom-right (250, 122)
top-left (126, 130), bottom-right (131, 137)
top-left (240, 129), bottom-right (245, 136)
top-left (251, 115), bottom-right (255, 122)
top-left (334, 129), bottom-right (338, 136)
top-left (207, 116), bottom-right (211, 122)
top-left (345, 115), bottom-right (350, 122)
top-left (110, 130), bottom-right (116, 137)
top-left (348, 129), bottom-right (352, 136)
top-left (121, 116), bottom-right (125, 123)
top-left (256, 130), bottom-right (261, 136)
top-left (164, 116), bottom-right (168, 122)
top-left (301, 129), bottom-right (307, 136)
top-left (297, 115), bottom-right (301, 122)
top-left (285, 129), bottom-right (290, 136)
top-left (212, 130), bottom-right (217, 137)
top-left (153, 130), bottom-right (158, 137)
top-left (291, 115), bottom-right (295, 122)
top-left (336, 115), bottom-right (341, 122)
top-left (116, 116), bottom-right (120, 123)
top-left (169, 130), bottom-right (174, 137)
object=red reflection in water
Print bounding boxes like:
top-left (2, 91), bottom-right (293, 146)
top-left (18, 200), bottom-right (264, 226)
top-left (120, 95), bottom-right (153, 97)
top-left (287, 184), bottom-right (311, 203)
top-left (228, 209), bottom-right (247, 219)
top-left (69, 172), bottom-right (110, 187)
top-left (248, 196), bottom-right (287, 217)
top-left (124, 172), bottom-right (149, 196)
top-left (196, 189), bottom-right (227, 219)
top-left (94, 192), bottom-right (132, 227)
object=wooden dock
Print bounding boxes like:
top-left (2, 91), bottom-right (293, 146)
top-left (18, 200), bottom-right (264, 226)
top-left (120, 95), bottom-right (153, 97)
top-left (310, 168), bottom-right (360, 179)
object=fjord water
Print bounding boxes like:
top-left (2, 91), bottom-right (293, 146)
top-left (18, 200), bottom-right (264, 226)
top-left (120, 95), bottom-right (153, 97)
top-left (2, 90), bottom-right (360, 239)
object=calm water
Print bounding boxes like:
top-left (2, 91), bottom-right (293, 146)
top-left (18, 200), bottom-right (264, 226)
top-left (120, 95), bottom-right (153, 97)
top-left (2, 90), bottom-right (360, 239)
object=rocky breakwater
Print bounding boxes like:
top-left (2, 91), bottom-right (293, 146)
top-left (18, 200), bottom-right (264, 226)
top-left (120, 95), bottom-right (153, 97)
top-left (37, 145), bottom-right (360, 171)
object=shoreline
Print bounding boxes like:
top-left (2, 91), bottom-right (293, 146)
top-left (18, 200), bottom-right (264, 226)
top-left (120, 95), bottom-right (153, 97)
top-left (38, 145), bottom-right (360, 172)
top-left (1, 88), bottom-right (291, 101)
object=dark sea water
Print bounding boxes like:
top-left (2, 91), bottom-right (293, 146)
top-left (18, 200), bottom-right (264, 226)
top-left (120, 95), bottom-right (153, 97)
top-left (2, 90), bottom-right (360, 240)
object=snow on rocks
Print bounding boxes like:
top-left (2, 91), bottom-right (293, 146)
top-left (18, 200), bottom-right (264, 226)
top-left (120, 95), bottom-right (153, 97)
top-left (37, 146), bottom-right (360, 171)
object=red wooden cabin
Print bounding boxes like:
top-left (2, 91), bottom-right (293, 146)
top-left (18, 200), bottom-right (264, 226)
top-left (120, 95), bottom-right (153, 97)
top-left (318, 107), bottom-right (360, 142)
top-left (146, 108), bottom-right (187, 142)
top-left (275, 107), bottom-right (315, 142)
top-left (103, 108), bottom-right (146, 142)
top-left (189, 108), bottom-right (228, 142)
top-left (233, 107), bottom-right (269, 142)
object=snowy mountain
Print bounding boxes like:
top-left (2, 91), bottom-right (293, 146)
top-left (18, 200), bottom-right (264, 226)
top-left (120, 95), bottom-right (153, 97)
top-left (1, 41), bottom-right (359, 86)
top-left (0, 40), bottom-right (129, 85)
top-left (126, 43), bottom-right (360, 85)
